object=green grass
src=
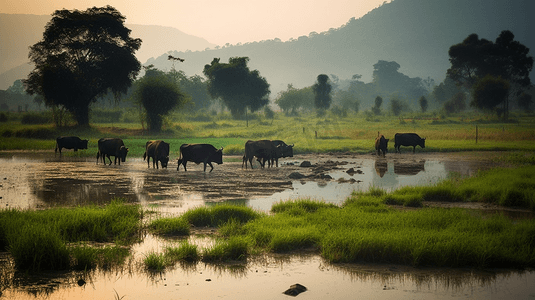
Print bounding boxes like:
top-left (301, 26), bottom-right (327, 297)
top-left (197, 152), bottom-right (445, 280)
top-left (362, 165), bottom-right (535, 210)
top-left (0, 199), bottom-right (142, 271)
top-left (1, 112), bottom-right (535, 156)
top-left (238, 196), bottom-right (535, 268)
top-left (202, 236), bottom-right (249, 262)
top-left (147, 217), bottom-right (190, 236)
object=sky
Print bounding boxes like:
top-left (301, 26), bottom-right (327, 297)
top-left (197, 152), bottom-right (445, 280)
top-left (1, 0), bottom-right (388, 45)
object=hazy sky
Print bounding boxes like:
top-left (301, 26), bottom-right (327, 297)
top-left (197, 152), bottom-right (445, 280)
top-left (1, 0), bottom-right (388, 45)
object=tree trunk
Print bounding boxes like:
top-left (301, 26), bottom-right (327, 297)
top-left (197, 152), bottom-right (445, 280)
top-left (73, 105), bottom-right (90, 127)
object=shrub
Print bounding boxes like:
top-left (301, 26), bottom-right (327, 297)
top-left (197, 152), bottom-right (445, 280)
top-left (21, 112), bottom-right (51, 124)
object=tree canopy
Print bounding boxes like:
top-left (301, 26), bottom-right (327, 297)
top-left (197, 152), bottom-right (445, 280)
top-left (203, 57), bottom-right (270, 118)
top-left (312, 74), bottom-right (332, 110)
top-left (134, 68), bottom-right (187, 132)
top-left (24, 6), bottom-right (141, 126)
top-left (447, 30), bottom-right (533, 119)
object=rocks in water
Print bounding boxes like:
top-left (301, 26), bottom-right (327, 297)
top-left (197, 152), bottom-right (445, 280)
top-left (300, 161), bottom-right (312, 167)
top-left (346, 167), bottom-right (363, 175)
top-left (283, 283), bottom-right (307, 296)
top-left (289, 172), bottom-right (306, 179)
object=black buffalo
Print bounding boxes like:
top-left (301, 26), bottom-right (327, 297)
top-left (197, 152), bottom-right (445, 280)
top-left (143, 140), bottom-right (170, 169)
top-left (394, 133), bottom-right (426, 153)
top-left (177, 144), bottom-right (223, 172)
top-left (97, 138), bottom-right (129, 165)
top-left (242, 140), bottom-right (283, 169)
top-left (374, 135), bottom-right (389, 157)
top-left (261, 140), bottom-right (294, 168)
top-left (55, 136), bottom-right (88, 156)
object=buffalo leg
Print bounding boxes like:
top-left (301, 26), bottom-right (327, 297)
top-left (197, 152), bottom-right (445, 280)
top-left (206, 162), bottom-right (214, 172)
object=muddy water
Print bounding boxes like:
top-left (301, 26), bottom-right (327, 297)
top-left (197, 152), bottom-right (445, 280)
top-left (1, 152), bottom-right (534, 299)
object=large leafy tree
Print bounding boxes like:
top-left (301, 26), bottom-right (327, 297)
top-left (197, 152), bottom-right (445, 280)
top-left (312, 74), bottom-right (332, 110)
top-left (134, 68), bottom-right (187, 132)
top-left (471, 75), bottom-right (510, 118)
top-left (447, 30), bottom-right (533, 119)
top-left (203, 57), bottom-right (270, 118)
top-left (24, 6), bottom-right (142, 126)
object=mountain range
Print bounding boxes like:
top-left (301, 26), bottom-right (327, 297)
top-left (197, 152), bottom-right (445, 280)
top-left (1, 0), bottom-right (533, 97)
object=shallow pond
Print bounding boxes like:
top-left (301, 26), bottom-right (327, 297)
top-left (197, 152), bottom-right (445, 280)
top-left (1, 152), bottom-right (534, 299)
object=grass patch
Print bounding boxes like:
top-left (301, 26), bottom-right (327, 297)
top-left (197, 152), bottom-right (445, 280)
top-left (378, 166), bottom-right (535, 210)
top-left (2, 112), bottom-right (535, 155)
top-left (0, 199), bottom-right (142, 271)
top-left (202, 236), bottom-right (249, 262)
top-left (213, 166), bottom-right (535, 268)
top-left (165, 242), bottom-right (200, 262)
top-left (147, 217), bottom-right (190, 236)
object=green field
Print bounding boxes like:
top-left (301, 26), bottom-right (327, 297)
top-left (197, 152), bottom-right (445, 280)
top-left (1, 111), bottom-right (535, 156)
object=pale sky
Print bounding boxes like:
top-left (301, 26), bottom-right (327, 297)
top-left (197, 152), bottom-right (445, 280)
top-left (1, 0), bottom-right (388, 45)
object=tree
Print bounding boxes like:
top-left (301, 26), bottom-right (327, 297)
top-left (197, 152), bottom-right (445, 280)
top-left (135, 69), bottom-right (187, 132)
top-left (203, 57), bottom-right (270, 119)
top-left (471, 75), bottom-right (510, 118)
top-left (171, 70), bottom-right (213, 111)
top-left (419, 96), bottom-right (428, 113)
top-left (312, 74), bottom-right (332, 110)
top-left (390, 98), bottom-right (404, 116)
top-left (447, 30), bottom-right (533, 119)
top-left (518, 93), bottom-right (533, 113)
top-left (372, 96), bottom-right (383, 115)
top-left (24, 6), bottom-right (141, 126)
top-left (443, 92), bottom-right (467, 114)
top-left (275, 84), bottom-right (313, 115)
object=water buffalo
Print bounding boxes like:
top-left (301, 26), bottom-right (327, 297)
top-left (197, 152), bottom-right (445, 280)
top-left (97, 138), bottom-right (129, 165)
top-left (261, 140), bottom-right (294, 168)
top-left (242, 140), bottom-right (283, 169)
top-left (177, 144), bottom-right (223, 172)
top-left (143, 140), bottom-right (170, 169)
top-left (375, 135), bottom-right (389, 157)
top-left (394, 133), bottom-right (426, 153)
top-left (55, 136), bottom-right (88, 156)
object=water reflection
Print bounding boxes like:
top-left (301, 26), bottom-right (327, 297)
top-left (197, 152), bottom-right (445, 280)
top-left (2, 250), bottom-right (534, 300)
top-left (393, 159), bottom-right (426, 175)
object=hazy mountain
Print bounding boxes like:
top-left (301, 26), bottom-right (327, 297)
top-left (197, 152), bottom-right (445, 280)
top-left (149, 0), bottom-right (534, 96)
top-left (0, 14), bottom-right (215, 89)
top-left (1, 0), bottom-right (533, 97)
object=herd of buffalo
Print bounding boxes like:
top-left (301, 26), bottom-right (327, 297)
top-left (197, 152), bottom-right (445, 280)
top-left (53, 133), bottom-right (426, 172)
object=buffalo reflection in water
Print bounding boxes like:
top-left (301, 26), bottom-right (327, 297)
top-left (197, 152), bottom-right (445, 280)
top-left (374, 159), bottom-right (388, 178)
top-left (393, 160), bottom-right (426, 175)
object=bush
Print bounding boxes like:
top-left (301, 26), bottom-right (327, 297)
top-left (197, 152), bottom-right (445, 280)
top-left (0, 112), bottom-right (7, 122)
top-left (21, 112), bottom-right (51, 124)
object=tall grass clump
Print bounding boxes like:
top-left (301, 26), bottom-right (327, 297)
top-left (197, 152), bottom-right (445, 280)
top-left (165, 242), bottom-right (200, 262)
top-left (8, 224), bottom-right (70, 270)
top-left (202, 236), bottom-right (249, 262)
top-left (0, 200), bottom-right (143, 271)
top-left (143, 251), bottom-right (168, 271)
top-left (147, 217), bottom-right (190, 236)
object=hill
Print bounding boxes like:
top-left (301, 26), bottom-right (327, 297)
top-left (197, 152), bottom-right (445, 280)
top-left (0, 14), bottom-right (215, 89)
top-left (148, 0), bottom-right (534, 96)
